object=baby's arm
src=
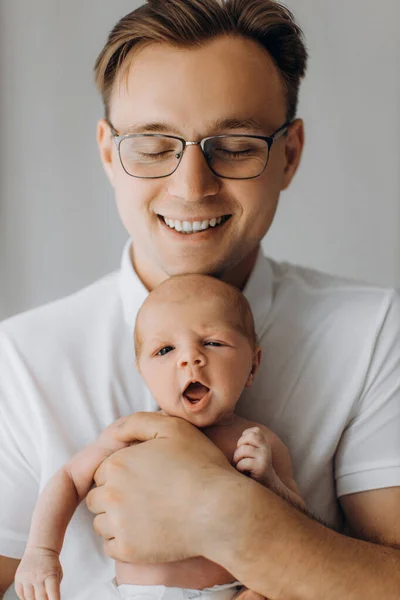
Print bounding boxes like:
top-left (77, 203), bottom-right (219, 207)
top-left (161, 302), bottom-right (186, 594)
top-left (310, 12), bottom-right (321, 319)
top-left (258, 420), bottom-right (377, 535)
top-left (233, 426), bottom-right (306, 511)
top-left (14, 417), bottom-right (132, 600)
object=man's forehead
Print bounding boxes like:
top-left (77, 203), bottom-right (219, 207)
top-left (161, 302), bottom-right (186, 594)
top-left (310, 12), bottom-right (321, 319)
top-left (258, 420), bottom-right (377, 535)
top-left (110, 36), bottom-right (287, 130)
top-left (120, 116), bottom-right (268, 137)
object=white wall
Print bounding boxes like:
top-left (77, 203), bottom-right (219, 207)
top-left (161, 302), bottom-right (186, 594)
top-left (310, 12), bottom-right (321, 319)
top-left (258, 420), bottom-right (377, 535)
top-left (0, 1), bottom-right (135, 322)
top-left (263, 0), bottom-right (400, 287)
top-left (1, 3), bottom-right (399, 591)
top-left (1, 1), bottom-right (399, 325)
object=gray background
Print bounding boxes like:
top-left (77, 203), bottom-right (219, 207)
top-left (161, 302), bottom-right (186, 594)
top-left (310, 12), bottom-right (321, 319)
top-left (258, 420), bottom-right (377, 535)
top-left (2, 1), bottom-right (399, 597)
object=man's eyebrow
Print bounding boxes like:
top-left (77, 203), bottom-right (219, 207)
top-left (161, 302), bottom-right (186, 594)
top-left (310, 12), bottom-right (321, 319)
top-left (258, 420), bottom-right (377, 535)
top-left (212, 117), bottom-right (265, 133)
top-left (124, 117), bottom-right (265, 136)
top-left (125, 122), bottom-right (176, 134)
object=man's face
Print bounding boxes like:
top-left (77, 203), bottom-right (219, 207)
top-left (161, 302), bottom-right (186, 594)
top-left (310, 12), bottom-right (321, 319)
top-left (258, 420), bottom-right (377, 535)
top-left (98, 35), bottom-right (304, 286)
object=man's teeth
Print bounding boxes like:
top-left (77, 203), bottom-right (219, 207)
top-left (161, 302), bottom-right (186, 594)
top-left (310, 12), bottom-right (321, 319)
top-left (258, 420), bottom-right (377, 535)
top-left (162, 216), bottom-right (229, 233)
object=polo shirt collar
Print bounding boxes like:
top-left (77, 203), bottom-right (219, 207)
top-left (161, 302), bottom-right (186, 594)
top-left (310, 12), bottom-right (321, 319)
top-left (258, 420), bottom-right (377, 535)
top-left (119, 239), bottom-right (273, 337)
top-left (242, 247), bottom-right (274, 337)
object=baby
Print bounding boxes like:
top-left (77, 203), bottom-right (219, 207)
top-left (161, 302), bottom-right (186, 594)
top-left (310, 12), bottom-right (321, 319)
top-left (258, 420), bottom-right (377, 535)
top-left (15, 274), bottom-right (305, 600)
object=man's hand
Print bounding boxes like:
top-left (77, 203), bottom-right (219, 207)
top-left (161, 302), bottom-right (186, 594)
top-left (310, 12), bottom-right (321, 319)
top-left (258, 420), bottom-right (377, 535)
top-left (86, 412), bottom-right (240, 564)
top-left (234, 588), bottom-right (265, 600)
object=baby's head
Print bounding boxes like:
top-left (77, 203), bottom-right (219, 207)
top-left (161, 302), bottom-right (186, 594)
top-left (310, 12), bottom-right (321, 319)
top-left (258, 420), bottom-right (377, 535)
top-left (134, 274), bottom-right (261, 428)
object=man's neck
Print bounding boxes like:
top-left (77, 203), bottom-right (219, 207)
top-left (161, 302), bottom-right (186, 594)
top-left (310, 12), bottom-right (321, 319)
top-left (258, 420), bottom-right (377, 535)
top-left (221, 247), bottom-right (259, 290)
top-left (130, 245), bottom-right (260, 292)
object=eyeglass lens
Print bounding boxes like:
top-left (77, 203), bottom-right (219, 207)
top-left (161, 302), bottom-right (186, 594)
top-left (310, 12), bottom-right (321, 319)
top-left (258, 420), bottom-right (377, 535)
top-left (118, 135), bottom-right (269, 178)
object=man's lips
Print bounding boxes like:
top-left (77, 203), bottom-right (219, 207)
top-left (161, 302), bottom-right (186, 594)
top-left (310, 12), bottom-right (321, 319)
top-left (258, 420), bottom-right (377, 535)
top-left (158, 214), bottom-right (231, 235)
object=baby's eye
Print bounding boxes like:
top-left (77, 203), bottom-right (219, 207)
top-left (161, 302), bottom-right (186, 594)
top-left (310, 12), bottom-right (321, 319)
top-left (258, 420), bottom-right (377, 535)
top-left (157, 346), bottom-right (174, 356)
top-left (204, 341), bottom-right (223, 347)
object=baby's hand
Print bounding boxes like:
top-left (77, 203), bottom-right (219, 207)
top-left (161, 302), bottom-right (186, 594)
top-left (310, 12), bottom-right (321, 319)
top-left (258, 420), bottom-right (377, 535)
top-left (15, 547), bottom-right (62, 600)
top-left (233, 427), bottom-right (274, 486)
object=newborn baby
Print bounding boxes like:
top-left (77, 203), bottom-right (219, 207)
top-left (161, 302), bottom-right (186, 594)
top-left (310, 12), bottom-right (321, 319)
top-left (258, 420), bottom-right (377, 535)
top-left (15, 274), bottom-right (305, 600)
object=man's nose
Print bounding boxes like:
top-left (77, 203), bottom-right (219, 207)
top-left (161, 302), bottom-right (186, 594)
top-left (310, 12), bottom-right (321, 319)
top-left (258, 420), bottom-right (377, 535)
top-left (167, 145), bottom-right (220, 203)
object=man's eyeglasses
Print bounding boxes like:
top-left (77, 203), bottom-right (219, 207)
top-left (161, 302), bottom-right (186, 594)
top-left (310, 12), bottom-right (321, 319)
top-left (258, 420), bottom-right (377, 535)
top-left (107, 120), bottom-right (291, 180)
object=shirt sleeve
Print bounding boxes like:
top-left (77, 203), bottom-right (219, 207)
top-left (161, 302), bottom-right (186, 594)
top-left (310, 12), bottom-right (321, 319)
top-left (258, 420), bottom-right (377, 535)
top-left (335, 290), bottom-right (400, 497)
top-left (0, 332), bottom-right (40, 558)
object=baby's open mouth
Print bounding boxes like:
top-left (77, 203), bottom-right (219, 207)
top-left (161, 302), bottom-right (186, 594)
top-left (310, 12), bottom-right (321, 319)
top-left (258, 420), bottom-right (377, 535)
top-left (183, 381), bottom-right (210, 403)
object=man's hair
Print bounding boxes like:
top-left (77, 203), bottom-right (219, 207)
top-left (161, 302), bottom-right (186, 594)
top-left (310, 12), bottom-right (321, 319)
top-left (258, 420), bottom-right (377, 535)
top-left (94, 0), bottom-right (308, 122)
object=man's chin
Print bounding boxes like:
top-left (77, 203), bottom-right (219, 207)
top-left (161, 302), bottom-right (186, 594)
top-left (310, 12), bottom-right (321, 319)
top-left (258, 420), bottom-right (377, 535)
top-left (160, 254), bottom-right (231, 280)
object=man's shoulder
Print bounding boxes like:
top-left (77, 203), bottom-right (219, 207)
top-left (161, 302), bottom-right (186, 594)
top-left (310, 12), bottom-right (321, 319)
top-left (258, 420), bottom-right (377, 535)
top-left (0, 270), bottom-right (121, 347)
top-left (268, 256), bottom-right (391, 293)
top-left (266, 256), bottom-right (399, 321)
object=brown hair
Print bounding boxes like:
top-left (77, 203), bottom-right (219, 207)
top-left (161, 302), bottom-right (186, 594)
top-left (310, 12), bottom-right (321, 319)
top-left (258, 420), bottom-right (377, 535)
top-left (94, 0), bottom-right (308, 122)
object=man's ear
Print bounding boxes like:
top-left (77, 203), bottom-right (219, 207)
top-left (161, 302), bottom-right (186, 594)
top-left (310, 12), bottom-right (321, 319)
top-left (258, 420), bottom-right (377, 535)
top-left (245, 346), bottom-right (262, 387)
top-left (97, 118), bottom-right (116, 187)
top-left (280, 118), bottom-right (305, 191)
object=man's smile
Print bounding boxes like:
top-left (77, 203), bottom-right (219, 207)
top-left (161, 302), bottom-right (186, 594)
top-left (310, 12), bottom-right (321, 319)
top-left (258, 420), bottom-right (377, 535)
top-left (158, 214), bottom-right (231, 235)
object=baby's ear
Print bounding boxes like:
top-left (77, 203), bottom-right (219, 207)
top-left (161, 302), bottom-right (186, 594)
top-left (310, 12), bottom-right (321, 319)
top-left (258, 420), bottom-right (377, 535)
top-left (245, 346), bottom-right (262, 387)
top-left (134, 355), bottom-right (141, 373)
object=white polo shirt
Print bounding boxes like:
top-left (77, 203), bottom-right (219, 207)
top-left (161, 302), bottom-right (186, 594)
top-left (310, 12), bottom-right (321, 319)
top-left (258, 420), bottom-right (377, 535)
top-left (1, 240), bottom-right (400, 599)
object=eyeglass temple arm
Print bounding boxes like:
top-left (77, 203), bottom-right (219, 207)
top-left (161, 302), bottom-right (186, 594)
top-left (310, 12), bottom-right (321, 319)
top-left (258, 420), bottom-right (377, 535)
top-left (272, 120), bottom-right (292, 140)
top-left (105, 119), bottom-right (119, 137)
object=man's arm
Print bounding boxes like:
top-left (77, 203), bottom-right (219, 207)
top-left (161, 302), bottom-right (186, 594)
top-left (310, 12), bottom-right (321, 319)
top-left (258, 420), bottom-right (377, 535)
top-left (86, 412), bottom-right (400, 600)
top-left (340, 487), bottom-right (400, 546)
top-left (0, 556), bottom-right (20, 598)
top-left (210, 477), bottom-right (400, 600)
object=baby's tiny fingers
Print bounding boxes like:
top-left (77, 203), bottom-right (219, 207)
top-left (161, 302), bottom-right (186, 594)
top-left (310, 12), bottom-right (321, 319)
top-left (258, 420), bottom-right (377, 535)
top-left (33, 582), bottom-right (48, 600)
top-left (45, 576), bottom-right (61, 600)
top-left (242, 427), bottom-right (261, 435)
top-left (14, 582), bottom-right (26, 600)
top-left (21, 583), bottom-right (35, 600)
top-left (237, 431), bottom-right (268, 450)
top-left (233, 444), bottom-right (258, 464)
top-left (236, 457), bottom-right (254, 473)
top-left (237, 435), bottom-right (260, 449)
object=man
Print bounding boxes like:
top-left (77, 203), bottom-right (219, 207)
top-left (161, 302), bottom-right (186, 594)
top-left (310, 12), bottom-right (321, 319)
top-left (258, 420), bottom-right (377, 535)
top-left (1, 1), bottom-right (399, 599)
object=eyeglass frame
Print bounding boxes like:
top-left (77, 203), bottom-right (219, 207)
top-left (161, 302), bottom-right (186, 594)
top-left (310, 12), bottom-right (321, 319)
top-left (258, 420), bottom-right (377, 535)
top-left (106, 118), bottom-right (292, 180)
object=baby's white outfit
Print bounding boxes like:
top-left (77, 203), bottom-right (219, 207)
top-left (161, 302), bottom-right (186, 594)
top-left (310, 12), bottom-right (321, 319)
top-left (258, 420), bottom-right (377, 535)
top-left (108, 578), bottom-right (243, 600)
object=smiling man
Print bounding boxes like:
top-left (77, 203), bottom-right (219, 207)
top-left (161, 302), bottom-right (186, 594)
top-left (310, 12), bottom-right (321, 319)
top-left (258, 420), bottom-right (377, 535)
top-left (97, 33), bottom-right (300, 293)
top-left (1, 1), bottom-right (400, 599)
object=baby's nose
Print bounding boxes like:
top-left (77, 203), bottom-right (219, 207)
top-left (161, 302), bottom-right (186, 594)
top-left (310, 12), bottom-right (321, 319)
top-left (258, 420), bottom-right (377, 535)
top-left (178, 350), bottom-right (206, 368)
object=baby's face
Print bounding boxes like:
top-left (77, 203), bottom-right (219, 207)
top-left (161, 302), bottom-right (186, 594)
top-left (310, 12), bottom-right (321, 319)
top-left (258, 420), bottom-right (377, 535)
top-left (136, 294), bottom-right (257, 428)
